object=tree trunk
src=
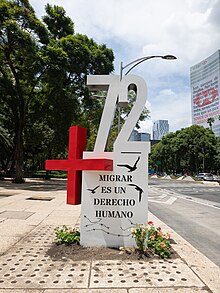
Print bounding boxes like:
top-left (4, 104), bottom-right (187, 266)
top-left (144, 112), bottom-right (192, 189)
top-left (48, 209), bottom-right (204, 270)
top-left (13, 119), bottom-right (25, 183)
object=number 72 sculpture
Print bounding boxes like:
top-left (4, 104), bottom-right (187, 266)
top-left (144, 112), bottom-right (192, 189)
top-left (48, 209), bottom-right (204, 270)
top-left (46, 74), bottom-right (150, 247)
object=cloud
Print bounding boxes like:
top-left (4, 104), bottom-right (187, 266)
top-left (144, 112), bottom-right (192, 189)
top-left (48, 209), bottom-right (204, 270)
top-left (29, 0), bottom-right (219, 134)
top-left (159, 89), bottom-right (175, 96)
top-left (207, 0), bottom-right (220, 28)
top-left (139, 120), bottom-right (153, 135)
top-left (30, 0), bottom-right (219, 71)
top-left (150, 88), bottom-right (192, 132)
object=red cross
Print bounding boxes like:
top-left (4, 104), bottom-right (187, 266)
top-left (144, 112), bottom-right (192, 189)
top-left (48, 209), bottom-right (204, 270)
top-left (45, 126), bottom-right (113, 205)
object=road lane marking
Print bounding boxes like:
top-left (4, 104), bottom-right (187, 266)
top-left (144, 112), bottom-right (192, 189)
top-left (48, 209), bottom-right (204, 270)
top-left (165, 196), bottom-right (177, 205)
top-left (149, 196), bottom-right (177, 205)
top-left (175, 195), bottom-right (220, 210)
top-left (159, 195), bottom-right (167, 199)
top-left (149, 186), bottom-right (220, 210)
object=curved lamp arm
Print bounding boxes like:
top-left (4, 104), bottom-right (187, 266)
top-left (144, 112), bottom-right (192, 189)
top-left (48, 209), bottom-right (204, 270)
top-left (120, 55), bottom-right (177, 78)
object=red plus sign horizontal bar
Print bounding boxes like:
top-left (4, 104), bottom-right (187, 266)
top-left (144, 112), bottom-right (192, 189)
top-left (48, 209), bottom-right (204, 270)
top-left (46, 158), bottom-right (113, 171)
top-left (45, 126), bottom-right (113, 205)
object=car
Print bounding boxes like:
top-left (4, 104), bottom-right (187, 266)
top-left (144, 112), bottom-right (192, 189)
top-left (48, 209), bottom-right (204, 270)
top-left (203, 173), bottom-right (214, 181)
top-left (212, 174), bottom-right (220, 183)
top-left (196, 173), bottom-right (219, 181)
top-left (196, 173), bottom-right (208, 180)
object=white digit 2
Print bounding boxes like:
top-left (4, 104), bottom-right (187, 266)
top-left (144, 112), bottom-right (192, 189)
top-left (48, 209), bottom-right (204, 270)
top-left (115, 75), bottom-right (147, 149)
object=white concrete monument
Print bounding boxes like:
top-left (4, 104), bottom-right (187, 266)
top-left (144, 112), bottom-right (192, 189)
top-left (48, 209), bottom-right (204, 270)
top-left (80, 74), bottom-right (150, 247)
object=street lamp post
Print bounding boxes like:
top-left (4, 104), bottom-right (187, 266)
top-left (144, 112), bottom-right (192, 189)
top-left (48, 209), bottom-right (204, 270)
top-left (120, 55), bottom-right (177, 79)
top-left (117, 54), bottom-right (177, 132)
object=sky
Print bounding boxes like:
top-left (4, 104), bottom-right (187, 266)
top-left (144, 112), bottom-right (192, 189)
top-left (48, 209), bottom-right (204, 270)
top-left (29, 0), bottom-right (220, 135)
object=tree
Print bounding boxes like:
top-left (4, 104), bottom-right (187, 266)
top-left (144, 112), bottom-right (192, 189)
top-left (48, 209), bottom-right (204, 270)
top-left (38, 5), bottom-right (114, 155)
top-left (214, 138), bottom-right (220, 174)
top-left (0, 1), bottom-right (114, 182)
top-left (207, 117), bottom-right (215, 131)
top-left (149, 125), bottom-right (217, 175)
top-left (149, 141), bottom-right (163, 174)
top-left (0, 124), bottom-right (12, 174)
top-left (0, 94), bottom-right (13, 174)
top-left (42, 4), bottom-right (74, 40)
top-left (0, 0), bottom-right (49, 182)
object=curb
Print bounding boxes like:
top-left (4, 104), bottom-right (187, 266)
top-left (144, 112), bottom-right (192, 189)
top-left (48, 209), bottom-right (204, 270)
top-left (149, 212), bottom-right (220, 293)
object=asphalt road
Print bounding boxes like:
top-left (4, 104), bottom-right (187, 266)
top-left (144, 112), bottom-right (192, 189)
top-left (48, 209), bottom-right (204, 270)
top-left (148, 178), bottom-right (220, 267)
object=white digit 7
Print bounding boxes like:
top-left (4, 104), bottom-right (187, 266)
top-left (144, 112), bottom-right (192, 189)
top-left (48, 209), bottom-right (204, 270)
top-left (87, 75), bottom-right (121, 154)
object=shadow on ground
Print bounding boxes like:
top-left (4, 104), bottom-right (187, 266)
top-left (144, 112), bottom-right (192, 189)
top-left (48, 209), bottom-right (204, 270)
top-left (0, 178), bottom-right (67, 192)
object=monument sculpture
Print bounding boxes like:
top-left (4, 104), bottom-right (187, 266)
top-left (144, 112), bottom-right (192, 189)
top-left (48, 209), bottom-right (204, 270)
top-left (46, 74), bottom-right (150, 247)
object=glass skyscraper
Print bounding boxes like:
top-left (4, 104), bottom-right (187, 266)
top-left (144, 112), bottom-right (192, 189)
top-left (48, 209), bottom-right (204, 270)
top-left (152, 120), bottom-right (169, 140)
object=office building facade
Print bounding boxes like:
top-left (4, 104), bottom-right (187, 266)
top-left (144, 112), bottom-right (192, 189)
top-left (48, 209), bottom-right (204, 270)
top-left (152, 120), bottom-right (169, 140)
top-left (190, 50), bottom-right (220, 137)
top-left (129, 130), bottom-right (151, 141)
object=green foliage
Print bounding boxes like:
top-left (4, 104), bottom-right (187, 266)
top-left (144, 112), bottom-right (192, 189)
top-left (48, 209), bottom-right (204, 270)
top-left (0, 0), bottom-right (114, 180)
top-left (84, 89), bottom-right (150, 152)
top-left (0, 125), bottom-right (12, 156)
top-left (147, 222), bottom-right (171, 259)
top-left (121, 90), bottom-right (150, 129)
top-left (207, 117), bottom-right (215, 130)
top-left (32, 170), bottom-right (67, 178)
top-left (0, 105), bottom-right (13, 173)
top-left (131, 221), bottom-right (172, 259)
top-left (214, 138), bottom-right (220, 170)
top-left (0, 0), bottom-right (49, 180)
top-left (43, 4), bottom-right (74, 39)
top-left (131, 224), bottom-right (148, 252)
top-left (149, 125), bottom-right (218, 175)
top-left (54, 226), bottom-right (80, 245)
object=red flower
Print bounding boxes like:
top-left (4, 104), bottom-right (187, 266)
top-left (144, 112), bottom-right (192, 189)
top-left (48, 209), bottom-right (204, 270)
top-left (148, 221), bottom-right (154, 225)
top-left (151, 235), bottom-right (156, 241)
top-left (160, 242), bottom-right (166, 248)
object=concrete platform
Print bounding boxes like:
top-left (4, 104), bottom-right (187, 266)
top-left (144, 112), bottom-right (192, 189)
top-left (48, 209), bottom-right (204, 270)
top-left (0, 178), bottom-right (219, 292)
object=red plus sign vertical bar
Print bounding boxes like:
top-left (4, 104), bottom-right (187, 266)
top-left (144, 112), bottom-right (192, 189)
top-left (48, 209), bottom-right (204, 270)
top-left (67, 127), bottom-right (86, 205)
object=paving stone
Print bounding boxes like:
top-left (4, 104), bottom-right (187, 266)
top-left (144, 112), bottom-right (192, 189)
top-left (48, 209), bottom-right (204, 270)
top-left (44, 289), bottom-right (128, 293)
top-left (172, 243), bottom-right (217, 268)
top-left (0, 219), bottom-right (34, 237)
top-left (0, 211), bottom-right (34, 220)
top-left (129, 288), bottom-right (210, 292)
top-left (0, 246), bottom-right (90, 289)
top-left (0, 289), bottom-right (45, 293)
top-left (0, 236), bottom-right (21, 255)
top-left (0, 191), bottom-right (18, 197)
top-left (18, 225), bottom-right (56, 246)
top-left (89, 259), bottom-right (205, 288)
top-left (149, 212), bottom-right (220, 292)
top-left (42, 216), bottom-right (80, 225)
top-left (191, 266), bottom-right (220, 293)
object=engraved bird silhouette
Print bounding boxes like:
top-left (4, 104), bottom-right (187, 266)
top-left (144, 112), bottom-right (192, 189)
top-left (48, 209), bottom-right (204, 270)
top-left (87, 185), bottom-right (100, 194)
top-left (128, 183), bottom-right (144, 202)
top-left (117, 156), bottom-right (140, 172)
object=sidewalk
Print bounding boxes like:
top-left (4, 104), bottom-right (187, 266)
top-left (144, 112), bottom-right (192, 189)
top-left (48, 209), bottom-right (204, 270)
top-left (0, 178), bottom-right (219, 292)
